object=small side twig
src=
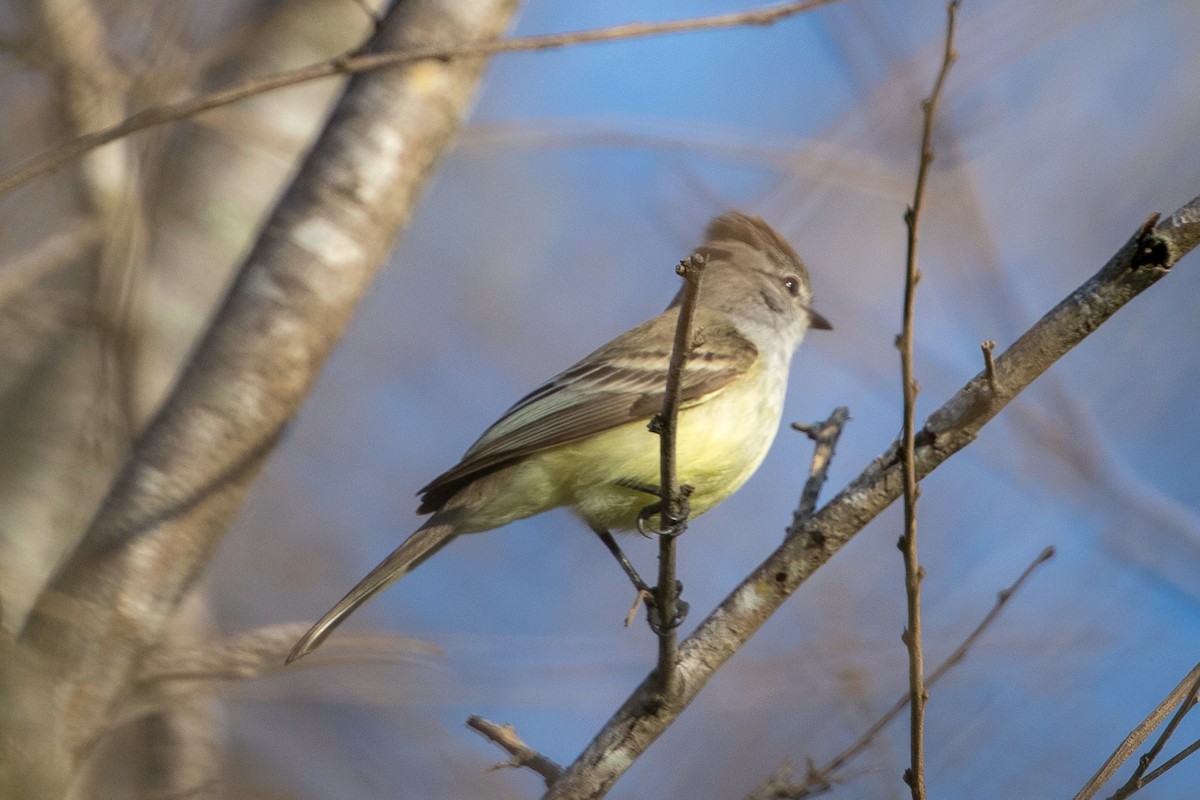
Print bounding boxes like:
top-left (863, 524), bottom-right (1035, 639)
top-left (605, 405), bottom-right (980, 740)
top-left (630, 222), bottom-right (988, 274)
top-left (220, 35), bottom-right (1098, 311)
top-left (790, 406), bottom-right (851, 529)
top-left (747, 546), bottom-right (1055, 800)
top-left (897, 4), bottom-right (959, 797)
top-left (647, 254), bottom-right (707, 697)
top-left (981, 340), bottom-right (997, 393)
top-left (468, 716), bottom-right (564, 788)
top-left (1074, 661), bottom-right (1200, 800)
top-left (1133, 737), bottom-right (1200, 792)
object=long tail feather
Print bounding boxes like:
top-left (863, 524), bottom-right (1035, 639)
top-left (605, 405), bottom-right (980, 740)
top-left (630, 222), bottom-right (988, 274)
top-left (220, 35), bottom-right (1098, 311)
top-left (286, 519), bottom-right (457, 663)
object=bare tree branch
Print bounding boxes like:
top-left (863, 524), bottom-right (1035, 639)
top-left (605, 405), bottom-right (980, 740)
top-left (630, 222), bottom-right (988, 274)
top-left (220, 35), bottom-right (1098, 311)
top-left (136, 624), bottom-right (438, 690)
top-left (1074, 661), bottom-right (1200, 800)
top-left (23, 0), bottom-right (134, 216)
top-left (6, 0), bottom-right (519, 793)
top-left (0, 0), bottom-right (842, 198)
top-left (1129, 737), bottom-right (1200, 795)
top-left (897, 3), bottom-right (959, 796)
top-left (542, 199), bottom-right (1200, 799)
top-left (648, 254), bottom-right (707, 696)
top-left (1110, 666), bottom-right (1200, 798)
top-left (25, 0), bottom-right (152, 439)
top-left (468, 715), bottom-right (565, 788)
top-left (790, 406), bottom-right (851, 524)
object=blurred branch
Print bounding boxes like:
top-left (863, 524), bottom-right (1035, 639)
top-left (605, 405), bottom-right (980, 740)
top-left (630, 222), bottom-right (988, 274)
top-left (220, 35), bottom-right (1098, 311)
top-left (6, 0), bottom-right (519, 792)
top-left (24, 0), bottom-right (133, 215)
top-left (1074, 661), bottom-right (1200, 800)
top-left (542, 198), bottom-right (1200, 800)
top-left (897, 3), bottom-right (958, 797)
top-left (469, 716), bottom-right (565, 788)
top-left (137, 623), bottom-right (329, 686)
top-left (747, 546), bottom-right (1055, 799)
top-left (127, 592), bottom-right (222, 800)
top-left (24, 0), bottom-right (150, 437)
top-left (0, 222), bottom-right (101, 306)
top-left (136, 624), bottom-right (438, 689)
top-left (0, 0), bottom-right (842, 197)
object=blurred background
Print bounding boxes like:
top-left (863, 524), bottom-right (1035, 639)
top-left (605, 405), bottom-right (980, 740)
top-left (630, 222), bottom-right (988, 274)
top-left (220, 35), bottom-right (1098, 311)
top-left (2, 0), bottom-right (1199, 797)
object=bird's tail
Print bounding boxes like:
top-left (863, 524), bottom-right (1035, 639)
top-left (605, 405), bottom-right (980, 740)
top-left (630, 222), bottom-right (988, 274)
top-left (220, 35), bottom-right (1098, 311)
top-left (286, 517), bottom-right (457, 663)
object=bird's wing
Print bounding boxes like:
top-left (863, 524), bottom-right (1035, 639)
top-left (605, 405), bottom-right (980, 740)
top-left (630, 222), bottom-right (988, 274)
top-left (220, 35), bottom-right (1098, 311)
top-left (417, 308), bottom-right (757, 512)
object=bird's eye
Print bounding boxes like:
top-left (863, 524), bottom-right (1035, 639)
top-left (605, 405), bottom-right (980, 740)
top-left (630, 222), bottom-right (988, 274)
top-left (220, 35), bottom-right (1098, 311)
top-left (782, 276), bottom-right (800, 296)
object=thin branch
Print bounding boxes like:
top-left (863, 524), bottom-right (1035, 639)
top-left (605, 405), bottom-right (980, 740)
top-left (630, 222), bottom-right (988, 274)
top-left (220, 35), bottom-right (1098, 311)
top-left (0, 0), bottom-right (842, 198)
top-left (468, 716), bottom-right (565, 788)
top-left (135, 624), bottom-right (438, 688)
top-left (897, 4), bottom-right (959, 796)
top-left (542, 198), bottom-right (1200, 800)
top-left (748, 547), bottom-right (1055, 799)
top-left (790, 406), bottom-right (851, 525)
top-left (0, 221), bottom-right (101, 306)
top-left (647, 254), bottom-right (707, 697)
top-left (1134, 737), bottom-right (1200, 791)
top-left (1074, 661), bottom-right (1200, 800)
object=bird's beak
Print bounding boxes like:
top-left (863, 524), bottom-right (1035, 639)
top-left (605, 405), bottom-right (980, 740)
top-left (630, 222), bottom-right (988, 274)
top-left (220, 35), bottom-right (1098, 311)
top-left (807, 307), bottom-right (833, 331)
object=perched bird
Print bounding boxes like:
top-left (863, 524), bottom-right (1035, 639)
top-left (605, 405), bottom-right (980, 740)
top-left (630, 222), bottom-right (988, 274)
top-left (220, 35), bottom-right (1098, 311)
top-left (287, 211), bottom-right (830, 663)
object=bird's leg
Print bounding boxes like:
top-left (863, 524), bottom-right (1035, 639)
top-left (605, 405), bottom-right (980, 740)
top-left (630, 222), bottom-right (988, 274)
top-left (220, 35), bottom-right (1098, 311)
top-left (594, 478), bottom-right (694, 633)
top-left (591, 527), bottom-right (651, 595)
top-left (593, 527), bottom-right (686, 630)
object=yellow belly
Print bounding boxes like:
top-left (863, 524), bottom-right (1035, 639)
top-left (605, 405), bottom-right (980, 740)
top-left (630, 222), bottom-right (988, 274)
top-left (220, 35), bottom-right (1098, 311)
top-left (458, 357), bottom-right (788, 533)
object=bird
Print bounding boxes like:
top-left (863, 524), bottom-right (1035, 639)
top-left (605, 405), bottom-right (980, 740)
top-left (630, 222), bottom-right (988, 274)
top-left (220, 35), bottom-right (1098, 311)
top-left (287, 211), bottom-right (830, 663)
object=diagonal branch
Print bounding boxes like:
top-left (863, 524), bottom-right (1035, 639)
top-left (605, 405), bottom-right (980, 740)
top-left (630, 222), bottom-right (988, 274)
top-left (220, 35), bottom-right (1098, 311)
top-left (542, 198), bottom-right (1200, 800)
top-left (0, 0), bottom-right (842, 198)
top-left (1111, 665), bottom-right (1200, 798)
top-left (1074, 661), bottom-right (1200, 800)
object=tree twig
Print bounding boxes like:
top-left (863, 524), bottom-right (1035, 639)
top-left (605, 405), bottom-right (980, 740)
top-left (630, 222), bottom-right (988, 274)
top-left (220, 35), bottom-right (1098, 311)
top-left (542, 198), bottom-right (1200, 800)
top-left (790, 406), bottom-right (851, 525)
top-left (980, 340), bottom-right (997, 393)
top-left (0, 0), bottom-right (842, 198)
top-left (468, 715), bottom-right (565, 788)
top-left (647, 254), bottom-right (707, 697)
top-left (897, 3), bottom-right (959, 796)
top-left (1132, 737), bottom-right (1200, 793)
